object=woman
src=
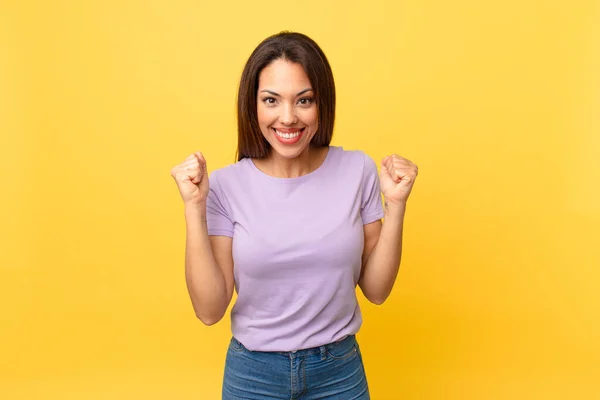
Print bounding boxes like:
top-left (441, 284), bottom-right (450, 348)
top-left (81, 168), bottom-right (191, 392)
top-left (171, 31), bottom-right (418, 399)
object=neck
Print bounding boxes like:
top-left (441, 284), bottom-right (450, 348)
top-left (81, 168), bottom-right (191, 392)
top-left (263, 146), bottom-right (327, 178)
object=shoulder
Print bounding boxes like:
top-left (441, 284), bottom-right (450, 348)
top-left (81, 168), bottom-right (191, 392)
top-left (331, 146), bottom-right (378, 172)
top-left (206, 160), bottom-right (254, 204)
top-left (208, 158), bottom-right (251, 185)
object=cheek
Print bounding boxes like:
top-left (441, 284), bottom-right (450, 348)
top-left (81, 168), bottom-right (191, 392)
top-left (307, 109), bottom-right (319, 128)
top-left (298, 108), bottom-right (318, 125)
top-left (257, 106), bottom-right (275, 126)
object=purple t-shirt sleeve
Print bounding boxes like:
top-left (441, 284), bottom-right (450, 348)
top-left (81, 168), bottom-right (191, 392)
top-left (206, 171), bottom-right (234, 237)
top-left (360, 153), bottom-right (385, 224)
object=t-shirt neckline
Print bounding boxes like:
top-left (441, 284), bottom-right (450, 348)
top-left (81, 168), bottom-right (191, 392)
top-left (246, 146), bottom-right (336, 184)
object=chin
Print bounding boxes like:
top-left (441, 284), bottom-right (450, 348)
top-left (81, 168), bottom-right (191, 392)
top-left (269, 143), bottom-right (309, 159)
top-left (265, 131), bottom-right (315, 159)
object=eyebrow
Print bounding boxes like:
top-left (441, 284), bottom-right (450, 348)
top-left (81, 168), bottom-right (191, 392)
top-left (259, 88), bottom-right (313, 97)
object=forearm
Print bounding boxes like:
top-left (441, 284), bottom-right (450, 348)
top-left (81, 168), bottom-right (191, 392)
top-left (184, 205), bottom-right (228, 324)
top-left (360, 202), bottom-right (406, 304)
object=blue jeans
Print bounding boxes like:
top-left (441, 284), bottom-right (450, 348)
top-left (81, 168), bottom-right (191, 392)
top-left (222, 334), bottom-right (370, 399)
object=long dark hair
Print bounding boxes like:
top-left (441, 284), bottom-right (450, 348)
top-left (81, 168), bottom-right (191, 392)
top-left (236, 31), bottom-right (336, 161)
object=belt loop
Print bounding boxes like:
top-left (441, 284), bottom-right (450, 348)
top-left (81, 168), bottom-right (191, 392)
top-left (319, 345), bottom-right (327, 360)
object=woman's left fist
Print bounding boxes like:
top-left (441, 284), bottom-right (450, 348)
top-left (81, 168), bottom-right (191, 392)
top-left (379, 154), bottom-right (418, 206)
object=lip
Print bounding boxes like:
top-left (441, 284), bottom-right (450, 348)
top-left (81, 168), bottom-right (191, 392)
top-left (272, 127), bottom-right (304, 133)
top-left (272, 127), bottom-right (305, 145)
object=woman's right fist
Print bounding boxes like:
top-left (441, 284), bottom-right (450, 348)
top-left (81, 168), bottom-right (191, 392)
top-left (171, 152), bottom-right (209, 206)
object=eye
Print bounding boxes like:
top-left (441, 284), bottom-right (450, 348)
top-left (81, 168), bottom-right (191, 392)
top-left (298, 97), bottom-right (314, 106)
top-left (261, 97), bottom-right (277, 105)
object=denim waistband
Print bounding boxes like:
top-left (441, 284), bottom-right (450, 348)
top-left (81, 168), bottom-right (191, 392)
top-left (231, 334), bottom-right (355, 356)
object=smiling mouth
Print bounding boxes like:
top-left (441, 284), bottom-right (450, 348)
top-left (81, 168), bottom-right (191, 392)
top-left (273, 128), bottom-right (304, 140)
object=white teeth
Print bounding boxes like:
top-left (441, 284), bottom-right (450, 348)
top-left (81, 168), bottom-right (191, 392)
top-left (275, 129), bottom-right (301, 139)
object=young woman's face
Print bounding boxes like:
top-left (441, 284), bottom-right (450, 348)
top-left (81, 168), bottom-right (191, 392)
top-left (256, 59), bottom-right (318, 159)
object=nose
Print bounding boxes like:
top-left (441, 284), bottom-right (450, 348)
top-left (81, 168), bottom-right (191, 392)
top-left (279, 103), bottom-right (297, 125)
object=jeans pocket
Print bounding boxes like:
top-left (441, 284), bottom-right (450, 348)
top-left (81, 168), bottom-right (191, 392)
top-left (326, 338), bottom-right (358, 360)
top-left (228, 337), bottom-right (245, 353)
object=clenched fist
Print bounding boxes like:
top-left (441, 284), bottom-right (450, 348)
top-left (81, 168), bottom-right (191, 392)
top-left (379, 154), bottom-right (418, 206)
top-left (171, 152), bottom-right (209, 207)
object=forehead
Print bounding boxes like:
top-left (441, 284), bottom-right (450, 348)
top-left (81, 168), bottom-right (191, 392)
top-left (258, 59), bottom-right (312, 90)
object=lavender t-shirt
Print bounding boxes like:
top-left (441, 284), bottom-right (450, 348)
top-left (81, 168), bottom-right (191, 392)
top-left (206, 146), bottom-right (384, 351)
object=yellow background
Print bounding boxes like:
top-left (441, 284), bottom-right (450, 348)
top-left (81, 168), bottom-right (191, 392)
top-left (2, 0), bottom-right (599, 398)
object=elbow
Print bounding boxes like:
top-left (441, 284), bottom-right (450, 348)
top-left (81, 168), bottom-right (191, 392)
top-left (197, 313), bottom-right (222, 326)
top-left (369, 296), bottom-right (387, 306)
top-left (195, 309), bottom-right (225, 326)
top-left (365, 290), bottom-right (390, 305)
top-left (359, 280), bottom-right (390, 305)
